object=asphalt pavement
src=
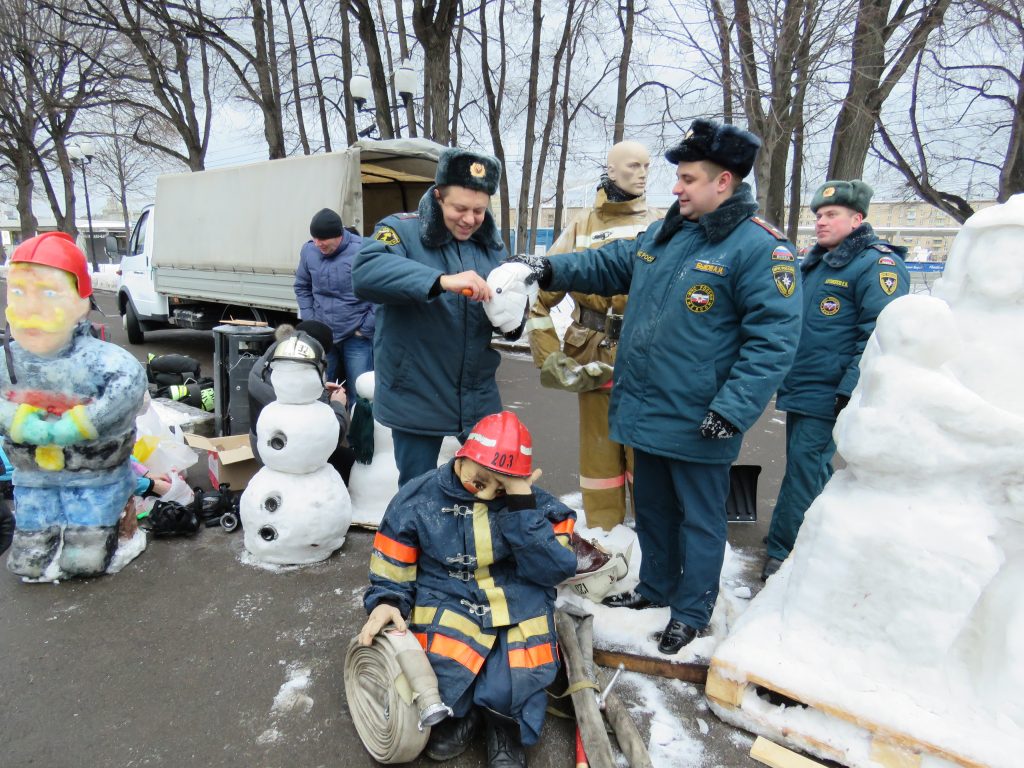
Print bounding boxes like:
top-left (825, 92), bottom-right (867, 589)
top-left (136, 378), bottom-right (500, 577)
top-left (0, 287), bottom-right (790, 768)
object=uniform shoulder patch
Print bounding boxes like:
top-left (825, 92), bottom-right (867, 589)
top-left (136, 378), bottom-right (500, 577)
top-left (879, 271), bottom-right (899, 296)
top-left (771, 245), bottom-right (795, 261)
top-left (772, 264), bottom-right (797, 297)
top-left (877, 256), bottom-right (896, 266)
top-left (374, 226), bottom-right (401, 245)
top-left (750, 217), bottom-right (787, 241)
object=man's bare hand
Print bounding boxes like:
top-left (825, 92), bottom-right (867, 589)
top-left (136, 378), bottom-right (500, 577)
top-left (501, 468), bottom-right (543, 497)
top-left (358, 604), bottom-right (406, 646)
top-left (440, 271), bottom-right (492, 302)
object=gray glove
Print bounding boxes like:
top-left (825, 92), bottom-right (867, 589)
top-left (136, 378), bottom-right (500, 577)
top-left (540, 351), bottom-right (613, 393)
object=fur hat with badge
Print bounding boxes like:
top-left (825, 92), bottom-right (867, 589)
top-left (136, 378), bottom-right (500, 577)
top-left (665, 119), bottom-right (761, 179)
top-left (435, 147), bottom-right (501, 195)
top-left (810, 179), bottom-right (873, 216)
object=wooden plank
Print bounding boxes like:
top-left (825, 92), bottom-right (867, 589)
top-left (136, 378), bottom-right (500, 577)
top-left (750, 736), bottom-right (827, 768)
top-left (592, 647), bottom-right (709, 684)
top-left (704, 666), bottom-right (745, 707)
top-left (870, 739), bottom-right (922, 768)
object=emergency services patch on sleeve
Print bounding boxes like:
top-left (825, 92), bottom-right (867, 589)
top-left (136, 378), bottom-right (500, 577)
top-left (879, 271), bottom-right (898, 295)
top-left (772, 264), bottom-right (796, 297)
top-left (374, 226), bottom-right (401, 246)
top-left (877, 256), bottom-right (896, 266)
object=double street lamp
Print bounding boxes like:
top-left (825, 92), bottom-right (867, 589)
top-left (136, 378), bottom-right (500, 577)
top-left (67, 140), bottom-right (98, 273)
top-left (349, 63), bottom-right (419, 139)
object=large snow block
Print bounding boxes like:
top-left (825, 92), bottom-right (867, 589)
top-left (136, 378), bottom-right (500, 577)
top-left (708, 195), bottom-right (1024, 768)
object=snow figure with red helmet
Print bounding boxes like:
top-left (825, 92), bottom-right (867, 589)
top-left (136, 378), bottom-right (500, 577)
top-left (0, 232), bottom-right (147, 580)
top-left (357, 411), bottom-right (577, 768)
top-left (240, 330), bottom-right (352, 565)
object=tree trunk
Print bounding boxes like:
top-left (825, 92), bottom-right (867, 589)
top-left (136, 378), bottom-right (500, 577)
top-left (412, 0), bottom-right (458, 144)
top-left (393, 0), bottom-right (418, 137)
top-left (514, 0), bottom-right (543, 253)
top-left (297, 0), bottom-right (331, 151)
top-left (281, 0), bottom-right (311, 154)
top-left (340, 0), bottom-right (358, 145)
top-left (352, 0), bottom-right (396, 139)
top-left (613, 0), bottom-right (635, 143)
top-left (479, 0), bottom-right (511, 248)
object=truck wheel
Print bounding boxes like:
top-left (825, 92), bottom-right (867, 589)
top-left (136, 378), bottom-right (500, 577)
top-left (123, 302), bottom-right (145, 345)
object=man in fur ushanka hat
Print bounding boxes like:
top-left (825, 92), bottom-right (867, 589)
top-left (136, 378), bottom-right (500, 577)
top-left (352, 147), bottom-right (513, 488)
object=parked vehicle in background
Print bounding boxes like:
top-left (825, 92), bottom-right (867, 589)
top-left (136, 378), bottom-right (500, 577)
top-left (117, 139), bottom-right (442, 344)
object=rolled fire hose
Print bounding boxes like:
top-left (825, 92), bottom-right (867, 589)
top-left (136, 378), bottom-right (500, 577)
top-left (344, 628), bottom-right (452, 763)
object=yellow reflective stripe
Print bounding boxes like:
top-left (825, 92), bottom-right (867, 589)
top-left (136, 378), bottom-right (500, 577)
top-left (440, 609), bottom-right (496, 650)
top-left (412, 606), bottom-right (437, 625)
top-left (472, 503), bottom-right (510, 626)
top-left (556, 535), bottom-right (572, 549)
top-left (67, 404), bottom-right (98, 440)
top-left (507, 615), bottom-right (550, 644)
top-left (524, 316), bottom-right (555, 333)
top-left (369, 553), bottom-right (417, 582)
top-left (9, 403), bottom-right (42, 443)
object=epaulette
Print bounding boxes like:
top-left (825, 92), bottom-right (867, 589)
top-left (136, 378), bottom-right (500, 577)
top-left (395, 212), bottom-right (419, 220)
top-left (869, 242), bottom-right (893, 253)
top-left (749, 216), bottom-right (787, 241)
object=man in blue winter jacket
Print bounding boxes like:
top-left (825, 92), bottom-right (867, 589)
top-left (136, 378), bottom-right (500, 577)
top-left (762, 179), bottom-right (909, 580)
top-left (294, 207), bottom-right (374, 405)
top-left (352, 148), bottom-right (512, 487)
top-left (490, 119), bottom-right (803, 654)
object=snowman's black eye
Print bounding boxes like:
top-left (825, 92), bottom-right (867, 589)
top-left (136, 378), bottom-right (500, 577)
top-left (259, 525), bottom-right (278, 542)
top-left (268, 432), bottom-right (287, 451)
top-left (263, 494), bottom-right (282, 513)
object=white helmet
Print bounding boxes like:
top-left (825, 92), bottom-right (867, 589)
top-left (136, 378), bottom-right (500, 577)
top-left (562, 538), bottom-right (632, 603)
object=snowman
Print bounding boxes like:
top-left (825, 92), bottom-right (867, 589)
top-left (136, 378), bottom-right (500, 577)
top-left (240, 332), bottom-right (352, 564)
top-left (347, 372), bottom-right (400, 528)
top-left (347, 372), bottom-right (469, 528)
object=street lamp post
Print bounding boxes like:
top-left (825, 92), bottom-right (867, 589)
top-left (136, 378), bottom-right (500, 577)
top-left (348, 67), bottom-right (420, 140)
top-left (68, 140), bottom-right (98, 273)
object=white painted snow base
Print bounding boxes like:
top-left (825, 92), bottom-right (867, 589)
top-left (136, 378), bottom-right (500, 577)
top-left (709, 195), bottom-right (1024, 768)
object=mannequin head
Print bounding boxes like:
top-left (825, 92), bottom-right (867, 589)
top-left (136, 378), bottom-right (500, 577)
top-left (606, 141), bottom-right (651, 197)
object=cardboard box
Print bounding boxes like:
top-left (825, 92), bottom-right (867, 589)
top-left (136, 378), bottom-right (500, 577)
top-left (183, 433), bottom-right (258, 491)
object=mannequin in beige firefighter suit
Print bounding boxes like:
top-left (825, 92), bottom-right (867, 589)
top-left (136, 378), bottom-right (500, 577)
top-left (527, 141), bottom-right (659, 530)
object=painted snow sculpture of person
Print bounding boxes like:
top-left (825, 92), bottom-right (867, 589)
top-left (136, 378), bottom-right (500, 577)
top-left (240, 330), bottom-right (352, 565)
top-left (1, 232), bottom-right (147, 580)
top-left (708, 196), bottom-right (1024, 767)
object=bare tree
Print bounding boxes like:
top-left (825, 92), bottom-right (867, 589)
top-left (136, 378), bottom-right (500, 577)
top-left (478, 0), bottom-right (512, 246)
top-left (412, 0), bottom-right (459, 143)
top-left (513, 0), bottom-right (543, 252)
top-left (351, 0), bottom-right (396, 138)
top-left (828, 0), bottom-right (952, 179)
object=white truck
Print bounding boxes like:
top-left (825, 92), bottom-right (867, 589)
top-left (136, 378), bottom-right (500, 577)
top-left (117, 139), bottom-right (442, 344)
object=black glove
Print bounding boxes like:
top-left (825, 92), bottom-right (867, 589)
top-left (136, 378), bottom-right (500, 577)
top-left (699, 410), bottom-right (739, 439)
top-left (834, 394), bottom-right (850, 418)
top-left (505, 253), bottom-right (552, 289)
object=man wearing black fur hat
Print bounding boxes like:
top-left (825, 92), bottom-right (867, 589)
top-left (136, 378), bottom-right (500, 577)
top-left (491, 119), bottom-right (802, 654)
top-left (762, 180), bottom-right (909, 581)
top-left (353, 148), bottom-right (512, 488)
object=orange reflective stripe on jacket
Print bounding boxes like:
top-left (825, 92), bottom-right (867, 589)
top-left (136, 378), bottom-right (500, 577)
top-left (373, 531), bottom-right (418, 564)
top-left (552, 519), bottom-right (575, 536)
top-left (509, 642), bottom-right (555, 669)
top-left (429, 633), bottom-right (486, 675)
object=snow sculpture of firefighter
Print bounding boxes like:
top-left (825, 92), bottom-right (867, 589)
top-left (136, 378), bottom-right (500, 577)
top-left (1, 232), bottom-right (147, 580)
top-left (240, 331), bottom-right (352, 564)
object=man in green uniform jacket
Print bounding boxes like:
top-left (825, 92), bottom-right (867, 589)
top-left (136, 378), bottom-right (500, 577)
top-left (490, 119), bottom-right (803, 653)
top-left (763, 179), bottom-right (910, 580)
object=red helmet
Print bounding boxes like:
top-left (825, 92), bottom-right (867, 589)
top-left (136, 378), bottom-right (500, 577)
top-left (456, 411), bottom-right (533, 477)
top-left (10, 232), bottom-right (92, 298)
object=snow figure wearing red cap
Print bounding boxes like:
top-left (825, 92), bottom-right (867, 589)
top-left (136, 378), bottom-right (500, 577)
top-left (1, 233), bottom-right (147, 581)
top-left (357, 410), bottom-right (576, 767)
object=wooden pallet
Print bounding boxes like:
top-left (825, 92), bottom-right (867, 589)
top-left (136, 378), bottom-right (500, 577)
top-left (705, 660), bottom-right (987, 768)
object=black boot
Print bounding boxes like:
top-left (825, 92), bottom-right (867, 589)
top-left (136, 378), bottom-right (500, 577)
top-left (656, 619), bottom-right (698, 655)
top-left (425, 707), bottom-right (481, 761)
top-left (484, 710), bottom-right (527, 768)
top-left (761, 556), bottom-right (784, 581)
top-left (601, 590), bottom-right (666, 610)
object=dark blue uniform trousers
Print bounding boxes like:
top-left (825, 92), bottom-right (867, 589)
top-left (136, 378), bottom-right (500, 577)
top-left (392, 430), bottom-right (445, 487)
top-left (632, 450), bottom-right (731, 630)
top-left (766, 413), bottom-right (836, 561)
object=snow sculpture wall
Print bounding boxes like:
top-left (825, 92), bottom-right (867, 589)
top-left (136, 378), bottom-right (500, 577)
top-left (709, 195), bottom-right (1024, 768)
